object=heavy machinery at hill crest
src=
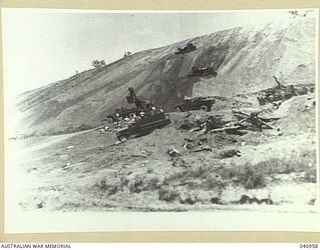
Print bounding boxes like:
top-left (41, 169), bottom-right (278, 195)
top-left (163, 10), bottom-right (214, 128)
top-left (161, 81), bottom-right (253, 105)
top-left (175, 42), bottom-right (197, 54)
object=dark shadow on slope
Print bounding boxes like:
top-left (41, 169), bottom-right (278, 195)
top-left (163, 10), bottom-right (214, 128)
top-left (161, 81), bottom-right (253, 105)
top-left (140, 54), bottom-right (203, 111)
top-left (138, 45), bottom-right (231, 111)
top-left (194, 45), bottom-right (230, 72)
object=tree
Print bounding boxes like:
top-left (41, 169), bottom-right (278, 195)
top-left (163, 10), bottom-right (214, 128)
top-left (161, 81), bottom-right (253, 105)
top-left (124, 51), bottom-right (132, 58)
top-left (288, 11), bottom-right (299, 18)
top-left (91, 60), bottom-right (106, 68)
top-left (92, 60), bottom-right (101, 68)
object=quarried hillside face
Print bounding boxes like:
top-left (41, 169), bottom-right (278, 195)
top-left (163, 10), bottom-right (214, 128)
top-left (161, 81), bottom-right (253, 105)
top-left (17, 16), bottom-right (315, 136)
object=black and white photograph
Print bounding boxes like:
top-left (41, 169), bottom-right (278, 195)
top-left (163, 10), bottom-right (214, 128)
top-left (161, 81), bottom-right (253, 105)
top-left (2, 8), bottom-right (319, 233)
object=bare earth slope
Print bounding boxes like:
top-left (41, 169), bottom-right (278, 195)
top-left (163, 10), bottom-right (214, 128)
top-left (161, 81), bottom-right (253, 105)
top-left (8, 93), bottom-right (316, 212)
top-left (17, 16), bottom-right (315, 136)
top-left (7, 16), bottom-right (317, 213)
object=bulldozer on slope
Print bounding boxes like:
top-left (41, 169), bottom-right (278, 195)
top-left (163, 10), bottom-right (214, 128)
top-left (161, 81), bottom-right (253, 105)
top-left (187, 64), bottom-right (218, 77)
top-left (175, 42), bottom-right (197, 54)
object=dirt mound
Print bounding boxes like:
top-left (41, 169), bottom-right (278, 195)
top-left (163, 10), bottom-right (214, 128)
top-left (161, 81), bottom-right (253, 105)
top-left (15, 16), bottom-right (315, 136)
top-left (8, 14), bottom-right (317, 213)
top-left (273, 94), bottom-right (315, 133)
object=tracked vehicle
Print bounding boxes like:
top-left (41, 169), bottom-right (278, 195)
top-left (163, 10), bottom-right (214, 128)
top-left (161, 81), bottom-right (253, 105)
top-left (187, 65), bottom-right (217, 77)
top-left (175, 42), bottom-right (197, 54)
top-left (105, 107), bottom-right (140, 123)
top-left (257, 76), bottom-right (311, 105)
top-left (116, 113), bottom-right (171, 140)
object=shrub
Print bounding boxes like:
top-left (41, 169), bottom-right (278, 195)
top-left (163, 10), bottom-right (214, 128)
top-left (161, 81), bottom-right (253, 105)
top-left (158, 187), bottom-right (179, 202)
top-left (221, 164), bottom-right (266, 189)
top-left (124, 51), bottom-right (132, 57)
top-left (126, 175), bottom-right (161, 193)
top-left (304, 168), bottom-right (317, 183)
top-left (241, 166), bottom-right (266, 189)
top-left (91, 60), bottom-right (106, 68)
top-left (205, 173), bottom-right (227, 190)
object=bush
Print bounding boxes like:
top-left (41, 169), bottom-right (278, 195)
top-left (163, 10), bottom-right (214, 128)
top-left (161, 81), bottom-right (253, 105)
top-left (205, 173), bottom-right (227, 190)
top-left (241, 166), bottom-right (266, 189)
top-left (221, 164), bottom-right (266, 189)
top-left (91, 60), bottom-right (106, 68)
top-left (126, 174), bottom-right (161, 193)
top-left (158, 187), bottom-right (179, 202)
top-left (124, 51), bottom-right (132, 57)
top-left (304, 168), bottom-right (317, 183)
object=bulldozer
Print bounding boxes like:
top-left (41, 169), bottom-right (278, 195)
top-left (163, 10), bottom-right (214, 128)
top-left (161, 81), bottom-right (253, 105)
top-left (257, 76), bottom-right (310, 105)
top-left (105, 87), bottom-right (171, 140)
top-left (175, 42), bottom-right (197, 54)
top-left (175, 96), bottom-right (215, 112)
top-left (187, 64), bottom-right (217, 77)
top-left (116, 112), bottom-right (171, 141)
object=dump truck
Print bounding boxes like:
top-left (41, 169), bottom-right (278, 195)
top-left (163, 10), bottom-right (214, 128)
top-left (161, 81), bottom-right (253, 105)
top-left (187, 64), bottom-right (217, 77)
top-left (175, 96), bottom-right (215, 112)
top-left (175, 42), bottom-right (197, 54)
top-left (116, 113), bottom-right (171, 140)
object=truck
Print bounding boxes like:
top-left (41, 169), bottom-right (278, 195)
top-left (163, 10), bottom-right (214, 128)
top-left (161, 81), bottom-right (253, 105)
top-left (175, 96), bottom-right (215, 112)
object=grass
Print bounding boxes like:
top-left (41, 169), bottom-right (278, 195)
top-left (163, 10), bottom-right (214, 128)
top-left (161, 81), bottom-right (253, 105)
top-left (221, 164), bottom-right (266, 189)
top-left (162, 149), bottom-right (316, 194)
top-left (93, 148), bottom-right (316, 207)
top-left (239, 165), bottom-right (266, 189)
top-left (220, 150), bottom-right (317, 189)
top-left (158, 187), bottom-right (180, 202)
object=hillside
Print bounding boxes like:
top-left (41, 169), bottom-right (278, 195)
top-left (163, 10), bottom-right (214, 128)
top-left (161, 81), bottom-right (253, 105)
top-left (16, 16), bottom-right (316, 136)
top-left (8, 93), bottom-right (317, 212)
top-left (7, 15), bottom-right (317, 213)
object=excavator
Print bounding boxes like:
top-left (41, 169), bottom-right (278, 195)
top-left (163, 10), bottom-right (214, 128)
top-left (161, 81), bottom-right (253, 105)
top-left (105, 87), bottom-right (148, 122)
top-left (104, 87), bottom-right (171, 140)
top-left (126, 87), bottom-right (147, 108)
top-left (115, 88), bottom-right (171, 141)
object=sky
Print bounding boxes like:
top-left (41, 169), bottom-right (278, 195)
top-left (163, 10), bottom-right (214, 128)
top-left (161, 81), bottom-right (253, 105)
top-left (1, 8), bottom-right (306, 97)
